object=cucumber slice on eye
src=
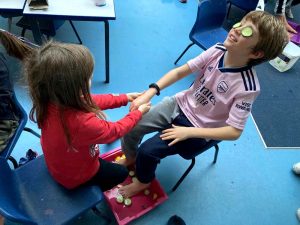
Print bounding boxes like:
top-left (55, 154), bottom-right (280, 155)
top-left (242, 27), bottom-right (253, 37)
top-left (233, 22), bottom-right (241, 28)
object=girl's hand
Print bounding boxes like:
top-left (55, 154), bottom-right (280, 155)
top-left (138, 102), bottom-right (151, 115)
top-left (160, 125), bottom-right (191, 146)
top-left (126, 92), bottom-right (142, 102)
top-left (130, 94), bottom-right (151, 111)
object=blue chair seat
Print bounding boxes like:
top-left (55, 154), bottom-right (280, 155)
top-left (0, 155), bottom-right (104, 225)
top-left (191, 27), bottom-right (228, 50)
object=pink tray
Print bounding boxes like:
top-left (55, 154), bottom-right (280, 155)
top-left (100, 147), bottom-right (168, 225)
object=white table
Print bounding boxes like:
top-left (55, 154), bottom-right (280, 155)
top-left (0, 0), bottom-right (25, 11)
top-left (23, 0), bottom-right (116, 83)
top-left (0, 0), bottom-right (26, 31)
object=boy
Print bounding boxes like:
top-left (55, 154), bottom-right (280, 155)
top-left (118, 11), bottom-right (288, 197)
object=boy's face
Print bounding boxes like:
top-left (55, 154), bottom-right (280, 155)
top-left (224, 19), bottom-right (263, 61)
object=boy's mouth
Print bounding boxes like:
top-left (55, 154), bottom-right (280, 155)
top-left (228, 33), bottom-right (238, 42)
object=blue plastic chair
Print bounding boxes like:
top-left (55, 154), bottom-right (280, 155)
top-left (226, 0), bottom-right (259, 19)
top-left (174, 0), bottom-right (228, 65)
top-left (172, 140), bottom-right (220, 191)
top-left (0, 155), bottom-right (106, 225)
top-left (0, 90), bottom-right (40, 168)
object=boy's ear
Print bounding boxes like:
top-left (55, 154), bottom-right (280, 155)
top-left (250, 50), bottom-right (264, 59)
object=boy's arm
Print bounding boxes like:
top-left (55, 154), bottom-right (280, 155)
top-left (130, 44), bottom-right (219, 111)
top-left (130, 64), bottom-right (192, 111)
top-left (160, 125), bottom-right (242, 146)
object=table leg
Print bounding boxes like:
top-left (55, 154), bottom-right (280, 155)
top-left (27, 17), bottom-right (44, 45)
top-left (104, 20), bottom-right (109, 83)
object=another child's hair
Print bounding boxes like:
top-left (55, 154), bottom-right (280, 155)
top-left (0, 30), bottom-right (105, 143)
top-left (243, 11), bottom-right (288, 66)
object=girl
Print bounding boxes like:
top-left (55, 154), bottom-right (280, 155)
top-left (0, 30), bottom-right (150, 191)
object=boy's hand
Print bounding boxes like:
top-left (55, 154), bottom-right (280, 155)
top-left (138, 102), bottom-right (151, 115)
top-left (160, 125), bottom-right (191, 146)
top-left (130, 94), bottom-right (151, 111)
top-left (126, 92), bottom-right (142, 102)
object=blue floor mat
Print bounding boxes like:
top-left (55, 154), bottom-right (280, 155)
top-left (252, 62), bottom-right (300, 148)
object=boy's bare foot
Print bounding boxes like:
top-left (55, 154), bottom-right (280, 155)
top-left (115, 156), bottom-right (136, 167)
top-left (118, 179), bottom-right (150, 198)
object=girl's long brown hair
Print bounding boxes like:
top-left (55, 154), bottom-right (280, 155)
top-left (0, 29), bottom-right (106, 144)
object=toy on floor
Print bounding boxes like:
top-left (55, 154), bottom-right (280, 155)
top-left (288, 21), bottom-right (300, 45)
top-left (101, 147), bottom-right (168, 225)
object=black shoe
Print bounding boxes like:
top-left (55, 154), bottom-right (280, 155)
top-left (167, 215), bottom-right (186, 225)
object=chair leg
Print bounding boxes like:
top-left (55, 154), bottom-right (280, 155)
top-left (69, 20), bottom-right (82, 44)
top-left (8, 156), bottom-right (19, 169)
top-left (212, 144), bottom-right (219, 164)
top-left (172, 158), bottom-right (196, 192)
top-left (92, 207), bottom-right (111, 223)
top-left (8, 17), bottom-right (13, 32)
top-left (21, 28), bottom-right (26, 37)
top-left (174, 43), bottom-right (194, 65)
top-left (24, 127), bottom-right (41, 138)
top-left (226, 2), bottom-right (232, 19)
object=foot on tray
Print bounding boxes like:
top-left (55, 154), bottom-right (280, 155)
top-left (118, 179), bottom-right (150, 198)
top-left (167, 215), bottom-right (186, 225)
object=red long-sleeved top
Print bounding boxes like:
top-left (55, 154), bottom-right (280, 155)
top-left (41, 94), bottom-right (142, 189)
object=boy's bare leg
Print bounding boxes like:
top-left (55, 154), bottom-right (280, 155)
top-left (118, 179), bottom-right (150, 198)
top-left (115, 156), bottom-right (136, 167)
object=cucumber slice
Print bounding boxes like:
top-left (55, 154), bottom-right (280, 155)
top-left (116, 194), bottom-right (124, 203)
top-left (124, 198), bottom-right (132, 206)
top-left (129, 171), bottom-right (135, 177)
top-left (233, 22), bottom-right (241, 29)
top-left (241, 27), bottom-right (253, 37)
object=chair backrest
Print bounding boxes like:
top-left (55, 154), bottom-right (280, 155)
top-left (0, 155), bottom-right (103, 225)
top-left (228, 0), bottom-right (259, 11)
top-left (189, 0), bottom-right (227, 39)
top-left (0, 158), bottom-right (35, 224)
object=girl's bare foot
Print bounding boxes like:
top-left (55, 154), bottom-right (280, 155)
top-left (118, 179), bottom-right (150, 198)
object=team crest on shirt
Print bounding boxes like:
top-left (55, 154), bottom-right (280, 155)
top-left (217, 81), bottom-right (229, 93)
top-left (207, 66), bottom-right (213, 72)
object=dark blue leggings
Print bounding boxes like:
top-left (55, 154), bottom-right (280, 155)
top-left (135, 112), bottom-right (219, 183)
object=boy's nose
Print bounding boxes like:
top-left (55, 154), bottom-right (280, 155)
top-left (234, 27), bottom-right (241, 35)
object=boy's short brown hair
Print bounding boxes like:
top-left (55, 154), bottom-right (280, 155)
top-left (243, 11), bottom-right (288, 66)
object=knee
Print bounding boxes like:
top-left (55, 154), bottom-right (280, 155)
top-left (138, 142), bottom-right (160, 161)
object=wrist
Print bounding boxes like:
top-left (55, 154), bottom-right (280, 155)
top-left (149, 83), bottom-right (160, 96)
